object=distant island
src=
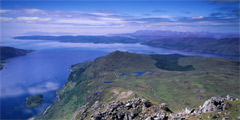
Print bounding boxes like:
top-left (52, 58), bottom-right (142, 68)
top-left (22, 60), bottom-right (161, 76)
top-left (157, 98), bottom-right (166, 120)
top-left (13, 30), bottom-right (240, 56)
top-left (0, 46), bottom-right (34, 70)
top-left (121, 30), bottom-right (239, 39)
top-left (13, 35), bottom-right (142, 44)
top-left (25, 94), bottom-right (44, 108)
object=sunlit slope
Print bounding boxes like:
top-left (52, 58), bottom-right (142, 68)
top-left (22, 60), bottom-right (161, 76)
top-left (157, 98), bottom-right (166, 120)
top-left (37, 51), bottom-right (239, 119)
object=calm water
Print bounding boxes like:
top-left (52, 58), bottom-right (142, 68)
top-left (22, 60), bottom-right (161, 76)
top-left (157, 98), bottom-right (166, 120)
top-left (0, 37), bottom-right (238, 119)
top-left (0, 48), bottom-right (108, 119)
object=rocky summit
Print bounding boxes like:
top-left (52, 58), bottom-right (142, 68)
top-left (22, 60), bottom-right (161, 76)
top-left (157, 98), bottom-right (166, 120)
top-left (72, 95), bottom-right (239, 120)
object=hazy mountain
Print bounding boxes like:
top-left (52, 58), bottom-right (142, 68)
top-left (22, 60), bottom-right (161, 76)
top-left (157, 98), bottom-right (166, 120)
top-left (143, 37), bottom-right (240, 56)
top-left (122, 30), bottom-right (239, 39)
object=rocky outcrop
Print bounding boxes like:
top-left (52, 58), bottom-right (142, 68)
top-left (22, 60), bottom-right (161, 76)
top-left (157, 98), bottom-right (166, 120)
top-left (170, 95), bottom-right (239, 120)
top-left (72, 104), bottom-right (89, 120)
top-left (198, 95), bottom-right (237, 114)
top-left (90, 98), bottom-right (171, 120)
top-left (74, 95), bottom-right (239, 120)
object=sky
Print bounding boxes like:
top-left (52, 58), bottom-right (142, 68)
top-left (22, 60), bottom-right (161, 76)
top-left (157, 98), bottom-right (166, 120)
top-left (0, 0), bottom-right (239, 36)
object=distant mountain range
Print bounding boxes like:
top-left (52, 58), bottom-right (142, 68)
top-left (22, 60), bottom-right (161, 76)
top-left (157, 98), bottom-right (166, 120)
top-left (13, 30), bottom-right (240, 56)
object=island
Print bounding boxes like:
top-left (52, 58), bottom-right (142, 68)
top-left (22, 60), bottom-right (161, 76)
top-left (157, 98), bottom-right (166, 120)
top-left (13, 35), bottom-right (142, 44)
top-left (0, 46), bottom-right (34, 70)
top-left (25, 94), bottom-right (44, 108)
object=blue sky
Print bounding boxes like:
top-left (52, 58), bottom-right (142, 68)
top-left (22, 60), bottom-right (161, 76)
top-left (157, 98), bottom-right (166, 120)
top-left (0, 0), bottom-right (239, 36)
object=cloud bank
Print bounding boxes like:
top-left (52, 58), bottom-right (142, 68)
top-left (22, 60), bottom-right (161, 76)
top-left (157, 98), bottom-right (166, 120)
top-left (1, 82), bottom-right (60, 98)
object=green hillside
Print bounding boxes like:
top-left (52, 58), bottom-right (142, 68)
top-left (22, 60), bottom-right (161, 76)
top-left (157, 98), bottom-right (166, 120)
top-left (36, 51), bottom-right (239, 120)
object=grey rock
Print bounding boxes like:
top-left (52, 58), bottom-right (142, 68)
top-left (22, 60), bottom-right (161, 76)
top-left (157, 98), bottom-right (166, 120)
top-left (222, 117), bottom-right (229, 120)
top-left (212, 113), bottom-right (219, 119)
top-left (199, 96), bottom-right (226, 113)
top-left (83, 95), bottom-right (238, 120)
top-left (144, 100), bottom-right (152, 108)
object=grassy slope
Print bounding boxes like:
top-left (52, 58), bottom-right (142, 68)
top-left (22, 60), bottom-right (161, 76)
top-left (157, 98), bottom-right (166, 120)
top-left (37, 51), bottom-right (239, 119)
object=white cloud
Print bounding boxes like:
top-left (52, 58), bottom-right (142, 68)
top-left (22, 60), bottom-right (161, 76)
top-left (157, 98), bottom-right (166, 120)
top-left (54, 16), bottom-right (125, 26)
top-left (91, 12), bottom-right (111, 16)
top-left (156, 15), bottom-right (172, 18)
top-left (28, 82), bottom-right (60, 95)
top-left (1, 8), bottom-right (238, 35)
top-left (100, 17), bottom-right (125, 23)
top-left (23, 9), bottom-right (46, 14)
top-left (192, 16), bottom-right (204, 19)
top-left (0, 9), bottom-right (12, 13)
top-left (0, 17), bottom-right (15, 22)
top-left (17, 17), bottom-right (39, 21)
top-left (16, 17), bottom-right (52, 23)
top-left (34, 41), bottom-right (143, 48)
top-left (0, 82), bottom-right (60, 98)
top-left (0, 9), bottom-right (133, 26)
top-left (150, 20), bottom-right (236, 26)
top-left (56, 18), bottom-right (109, 25)
top-left (0, 86), bottom-right (25, 98)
